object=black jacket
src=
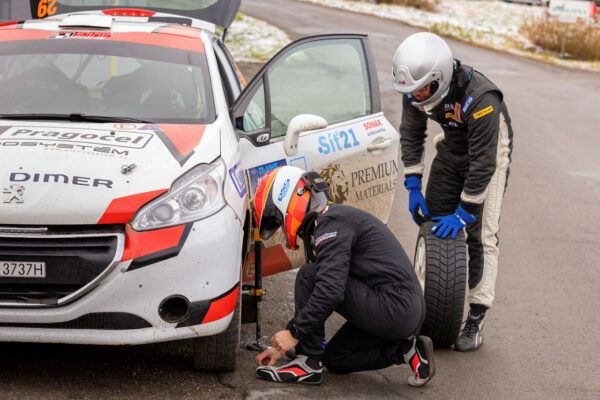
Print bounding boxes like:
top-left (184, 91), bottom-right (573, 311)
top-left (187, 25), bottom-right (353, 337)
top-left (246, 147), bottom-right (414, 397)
top-left (291, 204), bottom-right (421, 336)
top-left (399, 61), bottom-right (513, 212)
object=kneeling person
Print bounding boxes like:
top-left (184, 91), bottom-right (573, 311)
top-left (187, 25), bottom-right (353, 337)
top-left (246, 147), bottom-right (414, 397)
top-left (253, 166), bottom-right (435, 387)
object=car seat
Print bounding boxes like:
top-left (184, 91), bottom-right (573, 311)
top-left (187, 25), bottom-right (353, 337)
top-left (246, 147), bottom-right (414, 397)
top-left (0, 66), bottom-right (91, 114)
top-left (102, 63), bottom-right (200, 120)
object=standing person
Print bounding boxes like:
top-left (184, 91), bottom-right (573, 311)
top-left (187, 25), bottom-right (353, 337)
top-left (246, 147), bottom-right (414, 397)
top-left (252, 166), bottom-right (435, 387)
top-left (392, 32), bottom-right (513, 351)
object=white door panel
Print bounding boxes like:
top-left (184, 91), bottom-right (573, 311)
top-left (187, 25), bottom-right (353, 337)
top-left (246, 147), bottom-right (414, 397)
top-left (240, 113), bottom-right (399, 222)
top-left (233, 35), bottom-right (399, 272)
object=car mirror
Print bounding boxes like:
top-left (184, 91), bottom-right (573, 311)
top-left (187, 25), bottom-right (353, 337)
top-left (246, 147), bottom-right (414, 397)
top-left (283, 114), bottom-right (328, 156)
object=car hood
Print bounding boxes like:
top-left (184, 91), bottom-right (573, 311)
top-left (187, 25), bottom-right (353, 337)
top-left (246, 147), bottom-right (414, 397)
top-left (0, 121), bottom-right (220, 225)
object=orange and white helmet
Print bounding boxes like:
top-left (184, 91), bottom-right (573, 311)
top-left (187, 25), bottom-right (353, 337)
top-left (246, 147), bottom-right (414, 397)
top-left (253, 166), bottom-right (329, 250)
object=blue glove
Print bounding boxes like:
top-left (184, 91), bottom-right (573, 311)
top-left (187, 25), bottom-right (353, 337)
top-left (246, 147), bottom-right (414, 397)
top-left (404, 176), bottom-right (429, 226)
top-left (431, 205), bottom-right (476, 239)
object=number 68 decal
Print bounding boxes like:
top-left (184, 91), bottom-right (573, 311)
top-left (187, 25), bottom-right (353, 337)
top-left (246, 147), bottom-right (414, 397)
top-left (37, 0), bottom-right (58, 18)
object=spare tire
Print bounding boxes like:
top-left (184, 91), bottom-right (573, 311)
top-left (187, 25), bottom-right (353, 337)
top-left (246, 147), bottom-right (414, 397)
top-left (414, 221), bottom-right (467, 347)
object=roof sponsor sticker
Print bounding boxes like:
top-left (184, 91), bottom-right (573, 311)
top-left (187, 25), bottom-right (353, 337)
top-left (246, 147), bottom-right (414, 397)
top-left (49, 32), bottom-right (111, 40)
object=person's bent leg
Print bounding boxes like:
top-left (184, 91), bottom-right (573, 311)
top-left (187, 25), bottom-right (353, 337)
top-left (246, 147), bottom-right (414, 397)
top-left (323, 276), bottom-right (434, 385)
top-left (291, 262), bottom-right (325, 362)
top-left (323, 322), bottom-right (435, 387)
top-left (323, 321), bottom-right (413, 373)
top-left (425, 137), bottom-right (467, 217)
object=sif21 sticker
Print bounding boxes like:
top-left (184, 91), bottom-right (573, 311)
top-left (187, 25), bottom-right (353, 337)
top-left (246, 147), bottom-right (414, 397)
top-left (318, 129), bottom-right (360, 155)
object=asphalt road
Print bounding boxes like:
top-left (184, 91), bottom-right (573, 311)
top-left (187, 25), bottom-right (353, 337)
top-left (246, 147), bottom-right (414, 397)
top-left (3, 1), bottom-right (600, 399)
top-left (238, 0), bottom-right (600, 398)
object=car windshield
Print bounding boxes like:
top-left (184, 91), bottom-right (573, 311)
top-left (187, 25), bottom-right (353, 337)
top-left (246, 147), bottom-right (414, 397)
top-left (54, 0), bottom-right (218, 11)
top-left (0, 37), bottom-right (215, 124)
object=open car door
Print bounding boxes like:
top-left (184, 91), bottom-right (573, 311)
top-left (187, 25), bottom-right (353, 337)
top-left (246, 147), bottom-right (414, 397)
top-left (10, 0), bottom-right (240, 27)
top-left (233, 34), bottom-right (400, 280)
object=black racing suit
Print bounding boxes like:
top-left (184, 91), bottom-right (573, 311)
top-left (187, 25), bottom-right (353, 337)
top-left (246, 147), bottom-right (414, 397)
top-left (287, 204), bottom-right (424, 373)
top-left (400, 60), bottom-right (514, 308)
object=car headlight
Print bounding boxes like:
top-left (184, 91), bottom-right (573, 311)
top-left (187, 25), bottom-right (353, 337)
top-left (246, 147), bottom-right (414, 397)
top-left (131, 158), bottom-right (226, 231)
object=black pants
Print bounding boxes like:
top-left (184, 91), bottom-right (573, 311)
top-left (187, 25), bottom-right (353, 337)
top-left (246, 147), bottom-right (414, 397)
top-left (425, 141), bottom-right (486, 290)
top-left (425, 138), bottom-right (510, 307)
top-left (294, 263), bottom-right (425, 374)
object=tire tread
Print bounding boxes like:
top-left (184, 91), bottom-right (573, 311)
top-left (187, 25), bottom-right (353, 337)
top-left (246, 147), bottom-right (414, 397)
top-left (415, 222), bottom-right (467, 347)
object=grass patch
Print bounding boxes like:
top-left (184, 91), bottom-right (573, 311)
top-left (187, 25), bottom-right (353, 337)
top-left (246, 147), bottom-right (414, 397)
top-left (373, 0), bottom-right (438, 12)
top-left (520, 14), bottom-right (600, 61)
top-left (225, 13), bottom-right (291, 63)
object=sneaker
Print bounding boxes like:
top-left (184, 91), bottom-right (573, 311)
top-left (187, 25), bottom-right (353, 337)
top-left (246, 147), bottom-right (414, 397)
top-left (256, 354), bottom-right (323, 385)
top-left (454, 312), bottom-right (485, 352)
top-left (406, 336), bottom-right (436, 387)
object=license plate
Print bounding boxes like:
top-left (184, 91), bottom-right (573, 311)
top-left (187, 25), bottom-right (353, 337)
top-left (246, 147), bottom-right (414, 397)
top-left (0, 261), bottom-right (46, 278)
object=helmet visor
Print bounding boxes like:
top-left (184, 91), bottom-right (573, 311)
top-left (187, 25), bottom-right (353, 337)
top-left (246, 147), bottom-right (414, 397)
top-left (258, 205), bottom-right (283, 240)
top-left (259, 216), bottom-right (282, 240)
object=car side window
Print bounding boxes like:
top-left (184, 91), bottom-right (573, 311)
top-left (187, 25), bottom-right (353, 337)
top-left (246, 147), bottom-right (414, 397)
top-left (242, 82), bottom-right (266, 132)
top-left (267, 39), bottom-right (371, 139)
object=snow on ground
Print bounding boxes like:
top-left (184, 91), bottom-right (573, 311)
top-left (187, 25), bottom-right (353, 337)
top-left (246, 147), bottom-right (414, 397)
top-left (225, 13), bottom-right (291, 63)
top-left (298, 0), bottom-right (600, 72)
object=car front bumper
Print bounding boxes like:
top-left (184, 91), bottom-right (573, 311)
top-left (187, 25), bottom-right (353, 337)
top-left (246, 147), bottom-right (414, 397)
top-left (0, 205), bottom-right (244, 345)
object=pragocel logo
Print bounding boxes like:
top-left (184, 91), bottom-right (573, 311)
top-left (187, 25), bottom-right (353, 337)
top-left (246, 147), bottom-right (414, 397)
top-left (2, 184), bottom-right (24, 204)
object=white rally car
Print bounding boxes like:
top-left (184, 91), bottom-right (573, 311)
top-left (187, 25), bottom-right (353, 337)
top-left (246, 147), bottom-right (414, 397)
top-left (0, 0), bottom-right (399, 371)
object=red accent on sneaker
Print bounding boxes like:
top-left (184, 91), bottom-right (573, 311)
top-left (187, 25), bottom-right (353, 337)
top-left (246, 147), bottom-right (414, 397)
top-left (411, 354), bottom-right (421, 379)
top-left (277, 367), bottom-right (308, 377)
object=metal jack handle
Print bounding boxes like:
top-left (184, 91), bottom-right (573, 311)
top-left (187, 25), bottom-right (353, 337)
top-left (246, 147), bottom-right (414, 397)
top-left (246, 228), bottom-right (268, 352)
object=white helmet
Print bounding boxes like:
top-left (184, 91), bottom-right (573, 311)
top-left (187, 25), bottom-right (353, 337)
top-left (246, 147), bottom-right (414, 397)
top-left (392, 32), bottom-right (454, 107)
